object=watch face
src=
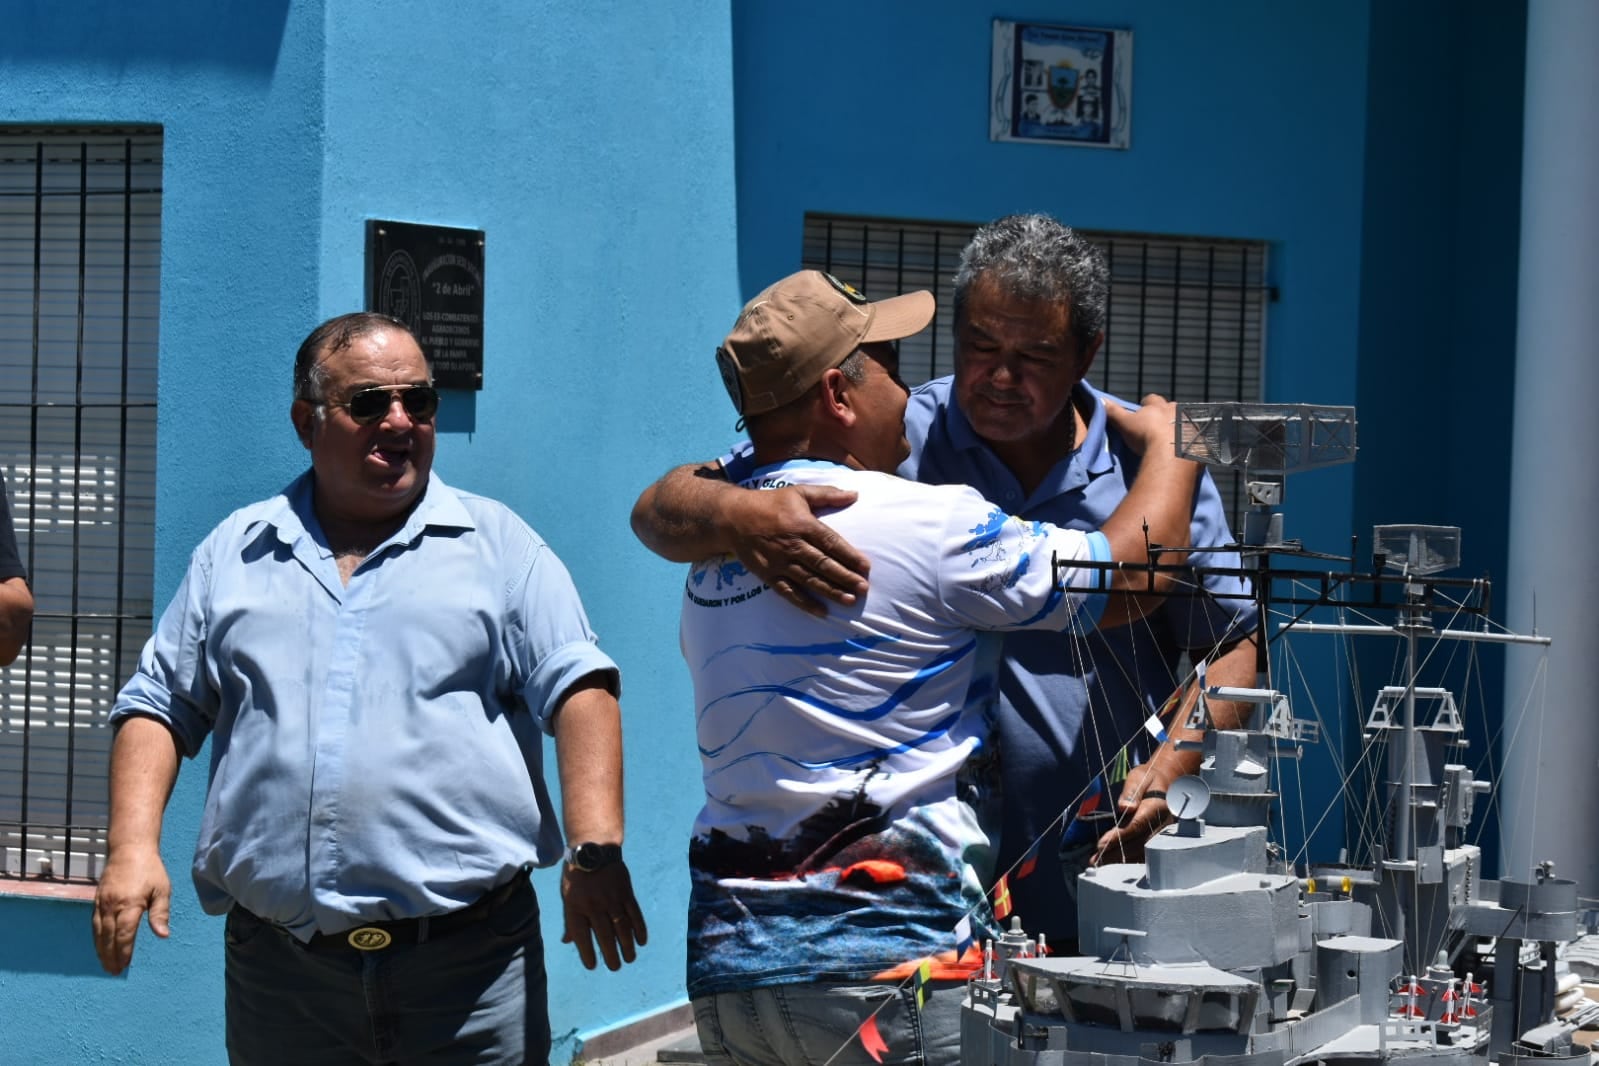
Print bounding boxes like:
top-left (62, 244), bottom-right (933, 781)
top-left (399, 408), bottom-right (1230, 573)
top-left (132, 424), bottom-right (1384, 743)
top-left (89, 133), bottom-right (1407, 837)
top-left (570, 842), bottom-right (621, 871)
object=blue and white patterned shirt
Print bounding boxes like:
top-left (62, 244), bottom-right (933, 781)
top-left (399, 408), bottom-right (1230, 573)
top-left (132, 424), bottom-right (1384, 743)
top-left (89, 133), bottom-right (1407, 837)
top-left (680, 459), bottom-right (1110, 995)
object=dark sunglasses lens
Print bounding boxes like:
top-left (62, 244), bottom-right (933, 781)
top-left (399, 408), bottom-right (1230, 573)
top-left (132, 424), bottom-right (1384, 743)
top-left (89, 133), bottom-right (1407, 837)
top-left (401, 387), bottom-right (439, 421)
top-left (347, 390), bottom-right (391, 423)
top-left (345, 387), bottom-right (438, 424)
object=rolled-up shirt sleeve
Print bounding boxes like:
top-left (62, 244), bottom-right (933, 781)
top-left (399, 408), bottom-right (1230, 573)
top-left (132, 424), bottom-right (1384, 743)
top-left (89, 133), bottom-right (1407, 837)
top-left (507, 537), bottom-right (620, 734)
top-left (110, 543), bottom-right (219, 757)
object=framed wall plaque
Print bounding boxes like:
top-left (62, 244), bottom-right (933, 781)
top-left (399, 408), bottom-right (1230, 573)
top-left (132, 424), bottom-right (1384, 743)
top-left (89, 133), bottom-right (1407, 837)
top-left (990, 20), bottom-right (1133, 149)
top-left (366, 220), bottom-right (486, 389)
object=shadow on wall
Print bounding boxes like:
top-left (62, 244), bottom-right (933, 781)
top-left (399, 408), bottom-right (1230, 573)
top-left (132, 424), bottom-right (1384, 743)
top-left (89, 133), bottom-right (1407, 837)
top-left (0, 897), bottom-right (105, 976)
top-left (1, 0), bottom-right (290, 73)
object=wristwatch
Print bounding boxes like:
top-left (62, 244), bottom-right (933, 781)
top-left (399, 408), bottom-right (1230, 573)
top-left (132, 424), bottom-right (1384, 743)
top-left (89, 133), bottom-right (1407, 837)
top-left (563, 841), bottom-right (623, 872)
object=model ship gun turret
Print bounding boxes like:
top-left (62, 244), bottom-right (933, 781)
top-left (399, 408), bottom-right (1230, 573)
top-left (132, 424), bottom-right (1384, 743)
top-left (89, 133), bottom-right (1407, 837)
top-left (972, 402), bottom-right (1584, 1066)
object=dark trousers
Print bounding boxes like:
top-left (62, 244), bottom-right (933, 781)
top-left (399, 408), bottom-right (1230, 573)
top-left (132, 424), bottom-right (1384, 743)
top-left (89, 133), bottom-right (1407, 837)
top-left (224, 883), bottom-right (549, 1066)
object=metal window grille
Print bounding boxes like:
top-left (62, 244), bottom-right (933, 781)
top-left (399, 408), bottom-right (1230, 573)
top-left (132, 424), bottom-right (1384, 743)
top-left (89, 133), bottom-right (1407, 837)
top-left (801, 213), bottom-right (1271, 517)
top-left (0, 129), bottom-right (161, 885)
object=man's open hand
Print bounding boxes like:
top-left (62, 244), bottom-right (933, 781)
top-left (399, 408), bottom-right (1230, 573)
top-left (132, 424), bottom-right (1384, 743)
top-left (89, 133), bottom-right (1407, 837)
top-left (724, 485), bottom-right (869, 616)
top-left (92, 845), bottom-right (172, 975)
top-left (561, 862), bottom-right (648, 972)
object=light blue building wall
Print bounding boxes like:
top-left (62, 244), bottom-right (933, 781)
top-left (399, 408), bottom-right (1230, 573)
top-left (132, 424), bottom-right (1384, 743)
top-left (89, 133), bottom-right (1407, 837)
top-left (312, 4), bottom-right (739, 1049)
top-left (0, 1), bottom-right (735, 1062)
top-left (1, 0), bottom-right (1527, 1062)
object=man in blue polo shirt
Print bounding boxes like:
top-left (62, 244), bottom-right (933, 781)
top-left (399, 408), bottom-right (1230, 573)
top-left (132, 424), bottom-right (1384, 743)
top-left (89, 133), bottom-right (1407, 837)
top-left (633, 215), bottom-right (1259, 948)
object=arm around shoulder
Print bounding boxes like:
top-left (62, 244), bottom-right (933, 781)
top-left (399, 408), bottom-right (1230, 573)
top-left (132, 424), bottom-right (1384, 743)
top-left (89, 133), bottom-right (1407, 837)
top-left (1096, 395), bottom-right (1204, 628)
top-left (630, 460), bottom-right (738, 563)
top-left (631, 459), bottom-right (870, 615)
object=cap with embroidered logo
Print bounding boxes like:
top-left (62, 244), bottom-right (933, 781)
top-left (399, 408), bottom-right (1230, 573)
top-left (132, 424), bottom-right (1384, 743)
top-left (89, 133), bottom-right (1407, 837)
top-left (715, 270), bottom-right (935, 417)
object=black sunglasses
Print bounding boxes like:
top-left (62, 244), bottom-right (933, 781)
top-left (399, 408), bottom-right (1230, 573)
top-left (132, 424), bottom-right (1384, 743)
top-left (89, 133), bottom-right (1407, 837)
top-left (326, 385), bottom-right (440, 426)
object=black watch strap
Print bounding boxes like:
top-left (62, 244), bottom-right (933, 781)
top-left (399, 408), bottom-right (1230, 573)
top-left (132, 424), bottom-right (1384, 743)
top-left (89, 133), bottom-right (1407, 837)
top-left (563, 841), bottom-right (623, 872)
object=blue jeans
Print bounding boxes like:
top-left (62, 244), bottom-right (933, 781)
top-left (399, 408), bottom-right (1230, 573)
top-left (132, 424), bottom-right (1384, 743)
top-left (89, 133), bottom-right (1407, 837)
top-left (224, 883), bottom-right (549, 1066)
top-left (692, 980), bottom-right (964, 1066)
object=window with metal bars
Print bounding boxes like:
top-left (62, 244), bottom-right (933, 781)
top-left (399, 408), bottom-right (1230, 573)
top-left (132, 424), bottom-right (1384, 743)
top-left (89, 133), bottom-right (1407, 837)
top-left (0, 129), bottom-right (161, 886)
top-left (801, 213), bottom-right (1271, 517)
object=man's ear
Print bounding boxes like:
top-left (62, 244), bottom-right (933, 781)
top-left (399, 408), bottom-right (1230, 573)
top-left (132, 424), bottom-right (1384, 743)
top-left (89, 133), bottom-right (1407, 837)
top-left (817, 367), bottom-right (856, 428)
top-left (291, 399), bottom-right (316, 450)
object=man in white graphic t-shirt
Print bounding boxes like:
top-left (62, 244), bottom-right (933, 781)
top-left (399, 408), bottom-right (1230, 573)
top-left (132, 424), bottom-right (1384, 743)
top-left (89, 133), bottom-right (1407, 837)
top-left (677, 269), bottom-right (1203, 1066)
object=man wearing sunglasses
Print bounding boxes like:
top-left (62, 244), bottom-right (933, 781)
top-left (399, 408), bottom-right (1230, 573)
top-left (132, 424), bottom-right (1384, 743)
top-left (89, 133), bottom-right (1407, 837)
top-left (92, 312), bottom-right (645, 1065)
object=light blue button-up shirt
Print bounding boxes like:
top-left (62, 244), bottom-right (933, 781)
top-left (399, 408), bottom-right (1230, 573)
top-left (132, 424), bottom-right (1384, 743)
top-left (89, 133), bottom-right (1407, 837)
top-left (111, 472), bottom-right (619, 939)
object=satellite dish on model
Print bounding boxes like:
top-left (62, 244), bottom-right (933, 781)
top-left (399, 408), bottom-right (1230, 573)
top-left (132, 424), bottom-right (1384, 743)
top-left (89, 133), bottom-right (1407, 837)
top-left (1165, 775), bottom-right (1212, 822)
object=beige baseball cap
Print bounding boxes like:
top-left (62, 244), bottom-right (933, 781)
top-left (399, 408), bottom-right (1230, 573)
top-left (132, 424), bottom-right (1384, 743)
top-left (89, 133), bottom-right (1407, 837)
top-left (715, 270), bottom-right (935, 417)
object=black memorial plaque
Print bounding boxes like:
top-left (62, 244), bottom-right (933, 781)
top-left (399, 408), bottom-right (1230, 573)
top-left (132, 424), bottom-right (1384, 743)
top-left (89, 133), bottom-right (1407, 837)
top-left (366, 220), bottom-right (486, 390)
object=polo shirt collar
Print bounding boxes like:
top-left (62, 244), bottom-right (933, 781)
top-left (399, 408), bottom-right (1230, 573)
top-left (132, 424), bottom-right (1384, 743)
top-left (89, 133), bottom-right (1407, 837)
top-left (945, 380), bottom-right (1117, 504)
top-left (1074, 381), bottom-right (1118, 478)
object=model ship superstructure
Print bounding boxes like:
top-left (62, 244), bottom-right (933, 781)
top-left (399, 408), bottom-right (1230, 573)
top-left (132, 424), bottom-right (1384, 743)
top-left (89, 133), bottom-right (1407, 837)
top-left (964, 403), bottom-right (1587, 1066)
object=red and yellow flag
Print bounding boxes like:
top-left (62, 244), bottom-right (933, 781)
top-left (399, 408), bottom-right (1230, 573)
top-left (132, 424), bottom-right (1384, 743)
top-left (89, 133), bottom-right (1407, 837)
top-left (993, 873), bottom-right (1013, 920)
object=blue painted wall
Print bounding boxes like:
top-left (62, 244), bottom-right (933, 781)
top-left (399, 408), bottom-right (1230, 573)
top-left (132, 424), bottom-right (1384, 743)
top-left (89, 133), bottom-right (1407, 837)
top-left (1349, 0), bottom-right (1525, 874)
top-left (313, 2), bottom-right (739, 1051)
top-left (0, 0), bottom-right (737, 1061)
top-left (313, 2), bottom-right (741, 1048)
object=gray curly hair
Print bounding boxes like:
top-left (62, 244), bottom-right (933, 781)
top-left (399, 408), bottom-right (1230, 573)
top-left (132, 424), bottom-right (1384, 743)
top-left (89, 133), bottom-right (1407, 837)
top-left (952, 214), bottom-right (1108, 353)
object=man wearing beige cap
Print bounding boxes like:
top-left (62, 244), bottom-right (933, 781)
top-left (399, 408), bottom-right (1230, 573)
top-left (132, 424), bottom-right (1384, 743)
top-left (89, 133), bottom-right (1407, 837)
top-left (637, 218), bottom-right (1259, 954)
top-left (676, 269), bottom-right (1201, 1066)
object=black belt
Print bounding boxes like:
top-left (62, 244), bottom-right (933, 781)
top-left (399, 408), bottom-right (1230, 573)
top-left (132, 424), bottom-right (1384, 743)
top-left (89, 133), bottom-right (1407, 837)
top-left (292, 869), bottom-right (533, 954)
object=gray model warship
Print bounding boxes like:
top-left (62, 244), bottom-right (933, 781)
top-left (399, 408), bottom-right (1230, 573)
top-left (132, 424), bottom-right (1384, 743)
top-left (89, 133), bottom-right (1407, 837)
top-left (963, 404), bottom-right (1592, 1066)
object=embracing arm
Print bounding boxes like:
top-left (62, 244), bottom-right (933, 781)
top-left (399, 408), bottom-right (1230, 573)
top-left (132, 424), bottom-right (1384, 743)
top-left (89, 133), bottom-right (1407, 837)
top-left (92, 715), bottom-right (182, 974)
top-left (552, 674), bottom-right (647, 972)
top-left (630, 461), bottom-right (738, 563)
top-left (1094, 395), bottom-right (1204, 628)
top-left (0, 576), bottom-right (32, 665)
top-left (630, 460), bottom-right (869, 616)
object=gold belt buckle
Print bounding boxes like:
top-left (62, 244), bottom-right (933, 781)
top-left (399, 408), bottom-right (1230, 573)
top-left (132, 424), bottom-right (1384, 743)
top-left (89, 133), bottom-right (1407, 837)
top-left (346, 926), bottom-right (393, 951)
